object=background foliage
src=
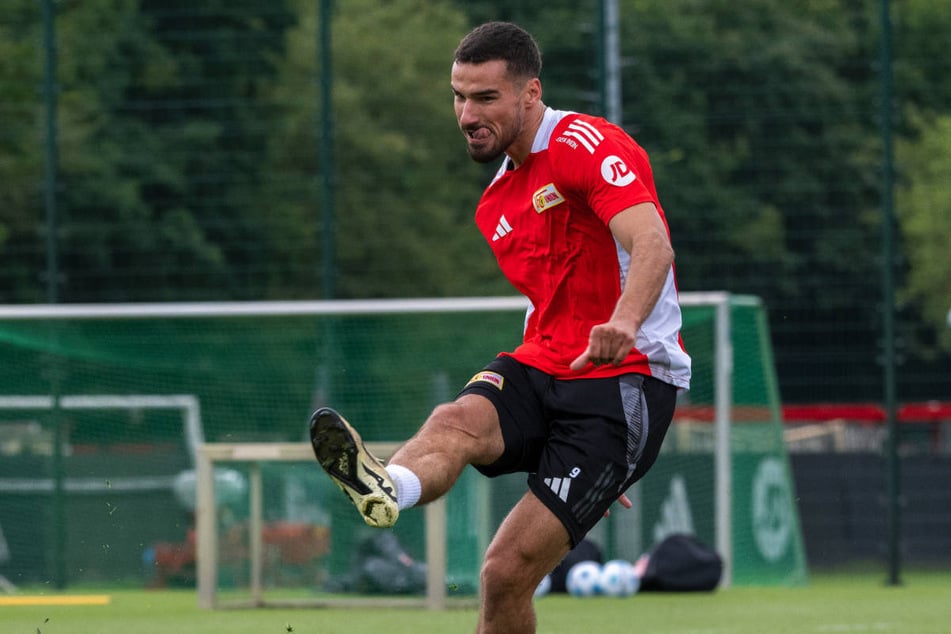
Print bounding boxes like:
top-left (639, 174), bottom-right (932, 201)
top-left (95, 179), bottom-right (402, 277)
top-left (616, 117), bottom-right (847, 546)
top-left (0, 0), bottom-right (948, 402)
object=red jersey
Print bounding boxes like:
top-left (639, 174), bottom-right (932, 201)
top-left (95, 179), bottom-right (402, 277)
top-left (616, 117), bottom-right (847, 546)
top-left (475, 108), bottom-right (691, 388)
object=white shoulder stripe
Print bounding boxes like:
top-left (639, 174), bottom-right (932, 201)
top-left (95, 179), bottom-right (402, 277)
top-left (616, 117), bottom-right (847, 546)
top-left (571, 119), bottom-right (605, 141)
top-left (563, 129), bottom-right (596, 154)
top-left (564, 120), bottom-right (605, 155)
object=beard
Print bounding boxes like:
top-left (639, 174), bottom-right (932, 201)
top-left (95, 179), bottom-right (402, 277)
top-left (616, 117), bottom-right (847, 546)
top-left (464, 113), bottom-right (522, 164)
top-left (466, 136), bottom-right (506, 164)
top-left (467, 144), bottom-right (503, 164)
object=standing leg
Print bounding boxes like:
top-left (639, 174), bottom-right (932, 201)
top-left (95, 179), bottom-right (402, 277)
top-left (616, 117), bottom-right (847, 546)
top-left (476, 491), bottom-right (571, 634)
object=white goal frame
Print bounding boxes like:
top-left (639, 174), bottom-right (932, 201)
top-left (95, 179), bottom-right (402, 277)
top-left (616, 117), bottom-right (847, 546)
top-left (0, 394), bottom-right (204, 468)
top-left (195, 442), bottom-right (459, 610)
top-left (0, 293), bottom-right (737, 597)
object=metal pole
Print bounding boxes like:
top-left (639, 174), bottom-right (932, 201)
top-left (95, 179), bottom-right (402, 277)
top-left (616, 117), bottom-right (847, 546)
top-left (42, 0), bottom-right (67, 590)
top-left (879, 0), bottom-right (901, 587)
top-left (714, 295), bottom-right (733, 588)
top-left (249, 463), bottom-right (263, 605)
top-left (600, 0), bottom-right (622, 125)
top-left (42, 2), bottom-right (60, 302)
top-left (313, 0), bottom-right (338, 415)
top-left (195, 447), bottom-right (218, 609)
top-left (319, 0), bottom-right (336, 300)
top-left (598, 0), bottom-right (623, 557)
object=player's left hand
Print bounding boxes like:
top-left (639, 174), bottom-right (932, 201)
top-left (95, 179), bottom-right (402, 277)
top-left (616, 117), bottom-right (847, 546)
top-left (603, 493), bottom-right (633, 518)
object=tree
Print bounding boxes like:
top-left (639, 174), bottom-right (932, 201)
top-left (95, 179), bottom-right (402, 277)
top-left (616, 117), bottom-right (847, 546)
top-left (897, 113), bottom-right (951, 353)
top-left (0, 1), bottom-right (47, 301)
top-left (895, 0), bottom-right (951, 116)
top-left (52, 0), bottom-right (196, 301)
top-left (616, 0), bottom-right (886, 400)
top-left (0, 0), bottom-right (301, 302)
top-left (262, 0), bottom-right (504, 299)
top-left (892, 0), bottom-right (951, 355)
top-left (57, 0), bottom-right (299, 301)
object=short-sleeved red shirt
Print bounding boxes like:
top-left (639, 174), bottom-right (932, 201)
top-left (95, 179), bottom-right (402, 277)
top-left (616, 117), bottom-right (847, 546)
top-left (475, 108), bottom-right (691, 388)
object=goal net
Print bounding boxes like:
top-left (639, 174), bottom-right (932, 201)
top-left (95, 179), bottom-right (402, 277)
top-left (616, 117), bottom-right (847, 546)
top-left (0, 294), bottom-right (806, 603)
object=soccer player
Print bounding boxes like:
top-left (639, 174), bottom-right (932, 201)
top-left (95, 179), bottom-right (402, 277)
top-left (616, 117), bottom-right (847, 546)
top-left (310, 21), bottom-right (691, 633)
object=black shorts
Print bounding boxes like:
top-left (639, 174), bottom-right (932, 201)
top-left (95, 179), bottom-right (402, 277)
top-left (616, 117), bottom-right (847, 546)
top-left (458, 355), bottom-right (677, 546)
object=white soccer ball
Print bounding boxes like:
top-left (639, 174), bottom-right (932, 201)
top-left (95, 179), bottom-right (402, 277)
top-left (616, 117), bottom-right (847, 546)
top-left (598, 559), bottom-right (640, 597)
top-left (566, 560), bottom-right (602, 597)
top-left (534, 573), bottom-right (552, 598)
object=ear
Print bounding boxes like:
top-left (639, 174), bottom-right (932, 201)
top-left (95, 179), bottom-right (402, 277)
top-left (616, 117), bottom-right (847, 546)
top-left (523, 77), bottom-right (543, 107)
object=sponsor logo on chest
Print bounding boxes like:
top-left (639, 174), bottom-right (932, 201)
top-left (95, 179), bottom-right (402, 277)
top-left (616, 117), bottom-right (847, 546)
top-left (532, 183), bottom-right (565, 214)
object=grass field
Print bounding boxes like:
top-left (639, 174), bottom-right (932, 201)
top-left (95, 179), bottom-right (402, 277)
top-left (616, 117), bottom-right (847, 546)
top-left (2, 571), bottom-right (948, 634)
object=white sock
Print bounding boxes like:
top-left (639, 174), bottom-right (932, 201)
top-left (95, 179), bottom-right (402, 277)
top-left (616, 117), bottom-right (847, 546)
top-left (385, 464), bottom-right (422, 510)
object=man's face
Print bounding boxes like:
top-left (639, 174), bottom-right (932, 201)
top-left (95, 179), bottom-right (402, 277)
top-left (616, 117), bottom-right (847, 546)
top-left (451, 59), bottom-right (530, 164)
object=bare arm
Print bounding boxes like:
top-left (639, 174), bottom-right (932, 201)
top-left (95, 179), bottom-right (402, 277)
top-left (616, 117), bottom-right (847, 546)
top-left (570, 201), bottom-right (674, 370)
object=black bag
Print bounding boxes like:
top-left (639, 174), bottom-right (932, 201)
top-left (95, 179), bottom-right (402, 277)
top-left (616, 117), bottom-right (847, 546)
top-left (325, 532), bottom-right (427, 595)
top-left (635, 533), bottom-right (722, 592)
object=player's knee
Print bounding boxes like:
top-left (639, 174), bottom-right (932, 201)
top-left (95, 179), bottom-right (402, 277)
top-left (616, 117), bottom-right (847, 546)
top-left (481, 538), bottom-right (550, 603)
top-left (480, 549), bottom-right (525, 599)
top-left (427, 401), bottom-right (464, 426)
top-left (424, 401), bottom-right (500, 459)
top-left (423, 403), bottom-right (471, 442)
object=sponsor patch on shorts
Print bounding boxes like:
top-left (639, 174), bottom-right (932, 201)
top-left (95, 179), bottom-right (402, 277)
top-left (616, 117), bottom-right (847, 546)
top-left (466, 371), bottom-right (504, 390)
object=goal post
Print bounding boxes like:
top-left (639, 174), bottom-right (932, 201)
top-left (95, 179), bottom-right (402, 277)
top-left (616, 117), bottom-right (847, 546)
top-left (679, 292), bottom-right (734, 585)
top-left (0, 394), bottom-right (204, 464)
top-left (656, 293), bottom-right (806, 587)
top-left (194, 442), bottom-right (455, 610)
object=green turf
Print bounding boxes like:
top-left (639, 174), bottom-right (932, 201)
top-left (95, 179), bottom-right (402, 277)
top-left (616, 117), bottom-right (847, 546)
top-left (2, 572), bottom-right (949, 634)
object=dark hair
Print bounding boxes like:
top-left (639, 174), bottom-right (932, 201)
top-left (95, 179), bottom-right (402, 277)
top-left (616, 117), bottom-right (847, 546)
top-left (453, 21), bottom-right (542, 80)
